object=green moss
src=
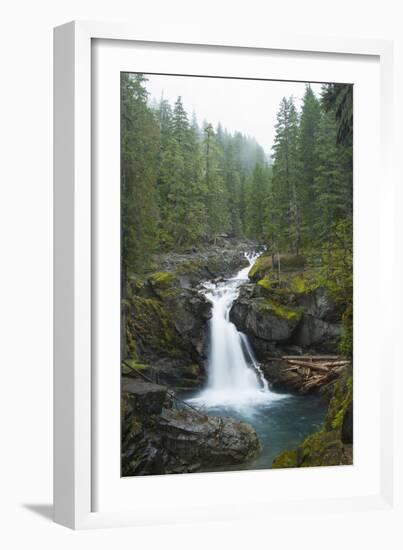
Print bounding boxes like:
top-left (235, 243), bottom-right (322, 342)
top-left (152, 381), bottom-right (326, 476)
top-left (149, 271), bottom-right (176, 285)
top-left (128, 295), bottom-right (183, 358)
top-left (148, 271), bottom-right (180, 299)
top-left (272, 369), bottom-right (353, 469)
top-left (258, 298), bottom-right (302, 322)
top-left (340, 303), bottom-right (353, 357)
top-left (327, 375), bottom-right (353, 431)
top-left (248, 253), bottom-right (273, 281)
top-left (272, 450), bottom-right (298, 469)
top-left (176, 259), bottom-right (202, 275)
top-left (289, 274), bottom-right (310, 294)
top-left (257, 275), bottom-right (276, 291)
top-left (121, 358), bottom-right (149, 374)
top-left (298, 430), bottom-right (344, 467)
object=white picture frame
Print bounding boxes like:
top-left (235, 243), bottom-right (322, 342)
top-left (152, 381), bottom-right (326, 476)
top-left (54, 20), bottom-right (396, 530)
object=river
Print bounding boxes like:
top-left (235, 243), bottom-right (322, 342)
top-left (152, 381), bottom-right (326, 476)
top-left (185, 252), bottom-right (326, 470)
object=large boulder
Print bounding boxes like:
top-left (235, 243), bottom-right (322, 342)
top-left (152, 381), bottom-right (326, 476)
top-left (230, 288), bottom-right (303, 356)
top-left (231, 271), bottom-right (342, 355)
top-left (121, 379), bottom-right (261, 476)
top-left (158, 409), bottom-right (261, 472)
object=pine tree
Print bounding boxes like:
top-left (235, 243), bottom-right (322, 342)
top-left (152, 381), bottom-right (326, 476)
top-left (298, 85), bottom-right (321, 245)
top-left (271, 97), bottom-right (301, 254)
top-left (245, 163), bottom-right (271, 239)
top-left (121, 73), bottom-right (160, 277)
top-left (203, 123), bottom-right (230, 241)
top-left (313, 108), bottom-right (352, 244)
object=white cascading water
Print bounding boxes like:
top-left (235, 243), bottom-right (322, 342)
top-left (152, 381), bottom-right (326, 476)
top-left (191, 252), bottom-right (283, 407)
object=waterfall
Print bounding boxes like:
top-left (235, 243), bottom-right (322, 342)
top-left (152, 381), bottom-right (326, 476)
top-left (191, 252), bottom-right (282, 407)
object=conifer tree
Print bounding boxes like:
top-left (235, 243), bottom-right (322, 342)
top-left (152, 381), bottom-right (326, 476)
top-left (271, 97), bottom-right (301, 254)
top-left (298, 85), bottom-right (321, 245)
top-left (121, 73), bottom-right (160, 278)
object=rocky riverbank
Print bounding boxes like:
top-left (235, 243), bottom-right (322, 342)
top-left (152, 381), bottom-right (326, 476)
top-left (121, 377), bottom-right (261, 475)
top-left (122, 240), bottom-right (353, 472)
top-left (123, 238), bottom-right (261, 390)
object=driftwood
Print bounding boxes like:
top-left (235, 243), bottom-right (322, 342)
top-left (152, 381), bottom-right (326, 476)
top-left (281, 355), bottom-right (341, 361)
top-left (270, 355), bottom-right (351, 392)
top-left (287, 360), bottom-right (331, 372)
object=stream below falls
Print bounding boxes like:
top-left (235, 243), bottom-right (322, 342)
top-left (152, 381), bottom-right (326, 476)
top-left (184, 252), bottom-right (327, 470)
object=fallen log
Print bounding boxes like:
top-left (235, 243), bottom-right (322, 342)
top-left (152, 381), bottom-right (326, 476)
top-left (282, 355), bottom-right (341, 361)
top-left (287, 360), bottom-right (331, 373)
top-left (320, 360), bottom-right (350, 368)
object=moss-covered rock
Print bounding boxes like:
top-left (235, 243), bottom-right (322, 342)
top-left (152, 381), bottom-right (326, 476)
top-left (272, 449), bottom-right (298, 468)
top-left (248, 253), bottom-right (306, 282)
top-left (248, 253), bottom-right (274, 281)
top-left (272, 369), bottom-right (353, 468)
top-left (325, 372), bottom-right (353, 431)
top-left (124, 268), bottom-right (212, 390)
top-left (127, 295), bottom-right (182, 359)
top-left (230, 293), bottom-right (303, 355)
top-left (148, 271), bottom-right (180, 299)
top-left (259, 298), bottom-right (303, 322)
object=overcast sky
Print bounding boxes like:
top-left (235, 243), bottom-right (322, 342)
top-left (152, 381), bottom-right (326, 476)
top-left (143, 74), bottom-right (323, 155)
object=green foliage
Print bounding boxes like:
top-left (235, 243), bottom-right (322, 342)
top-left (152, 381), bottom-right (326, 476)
top-left (121, 73), bottom-right (160, 276)
top-left (270, 97), bottom-right (301, 254)
top-left (321, 83), bottom-right (353, 146)
top-left (298, 85), bottom-right (322, 244)
top-left (316, 219), bottom-right (353, 356)
top-left (121, 76), bottom-right (353, 359)
top-left (245, 163), bottom-right (272, 239)
top-left (326, 374), bottom-right (353, 431)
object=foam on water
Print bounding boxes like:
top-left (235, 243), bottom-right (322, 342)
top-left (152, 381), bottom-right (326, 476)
top-left (189, 252), bottom-right (286, 409)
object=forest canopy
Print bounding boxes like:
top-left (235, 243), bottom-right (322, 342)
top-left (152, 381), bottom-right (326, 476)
top-left (121, 73), bottom-right (353, 354)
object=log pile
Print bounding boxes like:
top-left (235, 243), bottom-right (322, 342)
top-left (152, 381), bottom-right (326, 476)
top-left (268, 355), bottom-right (351, 392)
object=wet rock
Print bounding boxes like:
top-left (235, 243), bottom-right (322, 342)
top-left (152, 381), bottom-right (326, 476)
top-left (121, 379), bottom-right (261, 476)
top-left (291, 315), bottom-right (341, 352)
top-left (260, 360), bottom-right (308, 394)
top-left (125, 272), bottom-right (212, 389)
top-left (158, 408), bottom-right (261, 471)
top-left (297, 287), bottom-right (339, 322)
top-left (122, 378), bottom-right (167, 415)
top-left (230, 293), bottom-right (303, 353)
top-left (158, 239), bottom-right (257, 286)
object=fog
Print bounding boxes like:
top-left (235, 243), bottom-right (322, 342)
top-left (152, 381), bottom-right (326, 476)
top-left (144, 74), bottom-right (323, 155)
